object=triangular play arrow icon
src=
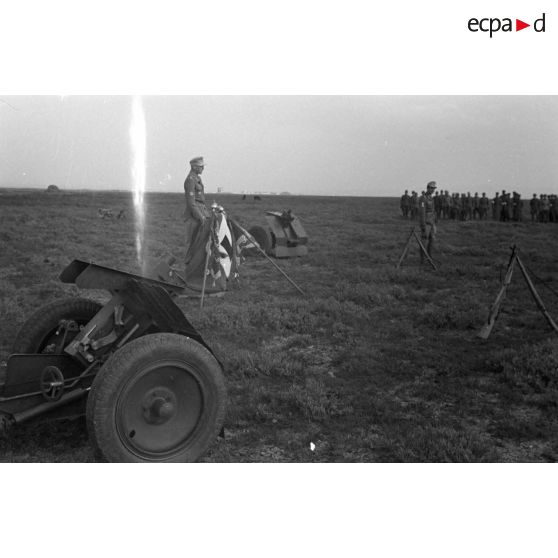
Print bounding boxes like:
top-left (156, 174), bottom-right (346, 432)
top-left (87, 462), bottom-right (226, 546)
top-left (516, 19), bottom-right (530, 31)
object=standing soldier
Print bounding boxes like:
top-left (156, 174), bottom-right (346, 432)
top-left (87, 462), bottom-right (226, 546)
top-left (410, 191), bottom-right (419, 220)
top-left (512, 192), bottom-right (523, 222)
top-left (451, 193), bottom-right (459, 220)
top-left (419, 181), bottom-right (437, 262)
top-left (500, 190), bottom-right (510, 222)
top-left (540, 194), bottom-right (550, 223)
top-left (434, 191), bottom-right (443, 221)
top-left (472, 192), bottom-right (480, 219)
top-left (479, 193), bottom-right (489, 220)
top-left (465, 192), bottom-right (473, 220)
top-left (492, 192), bottom-right (500, 220)
top-left (442, 190), bottom-right (451, 220)
top-left (549, 194), bottom-right (557, 223)
top-left (530, 194), bottom-right (540, 222)
top-left (183, 156), bottom-right (210, 265)
top-left (400, 190), bottom-right (411, 218)
top-left (459, 193), bottom-right (467, 220)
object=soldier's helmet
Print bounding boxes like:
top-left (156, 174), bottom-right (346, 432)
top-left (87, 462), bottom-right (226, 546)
top-left (189, 156), bottom-right (205, 167)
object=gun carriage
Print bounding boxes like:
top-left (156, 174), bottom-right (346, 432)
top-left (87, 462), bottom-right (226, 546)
top-left (0, 259), bottom-right (226, 462)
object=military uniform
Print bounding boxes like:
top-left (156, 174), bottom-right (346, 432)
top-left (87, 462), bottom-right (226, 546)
top-left (540, 195), bottom-right (550, 223)
top-left (479, 193), bottom-right (489, 220)
top-left (472, 193), bottom-right (480, 219)
top-left (442, 191), bottom-right (451, 220)
top-left (512, 192), bottom-right (522, 222)
top-left (549, 195), bottom-right (557, 223)
top-left (530, 194), bottom-right (540, 222)
top-left (411, 192), bottom-right (419, 220)
top-left (400, 191), bottom-right (411, 218)
top-left (460, 194), bottom-right (468, 221)
top-left (500, 191), bottom-right (511, 222)
top-left (184, 156), bottom-right (211, 264)
top-left (419, 181), bottom-right (437, 259)
top-left (492, 192), bottom-right (500, 220)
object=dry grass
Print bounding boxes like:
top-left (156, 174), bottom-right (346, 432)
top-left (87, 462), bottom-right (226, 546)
top-left (1, 188), bottom-right (558, 462)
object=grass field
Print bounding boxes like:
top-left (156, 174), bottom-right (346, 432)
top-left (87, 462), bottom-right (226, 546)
top-left (1, 188), bottom-right (558, 462)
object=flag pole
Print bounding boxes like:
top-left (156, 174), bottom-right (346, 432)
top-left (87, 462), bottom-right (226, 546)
top-left (231, 218), bottom-right (305, 296)
top-left (199, 213), bottom-right (214, 310)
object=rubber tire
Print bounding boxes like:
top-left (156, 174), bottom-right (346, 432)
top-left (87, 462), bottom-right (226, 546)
top-left (12, 297), bottom-right (102, 354)
top-left (86, 333), bottom-right (227, 463)
top-left (247, 225), bottom-right (272, 255)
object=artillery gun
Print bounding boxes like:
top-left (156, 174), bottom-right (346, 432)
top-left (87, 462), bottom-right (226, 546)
top-left (248, 210), bottom-right (308, 258)
top-left (0, 259), bottom-right (226, 462)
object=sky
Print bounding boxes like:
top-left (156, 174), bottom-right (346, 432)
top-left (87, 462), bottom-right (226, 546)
top-left (1, 95), bottom-right (557, 196)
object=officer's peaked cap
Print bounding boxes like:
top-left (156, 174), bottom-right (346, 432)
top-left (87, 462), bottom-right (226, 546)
top-left (426, 181), bottom-right (437, 189)
top-left (190, 156), bottom-right (205, 167)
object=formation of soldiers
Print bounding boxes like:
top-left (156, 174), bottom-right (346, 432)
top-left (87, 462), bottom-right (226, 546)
top-left (400, 190), bottom-right (558, 223)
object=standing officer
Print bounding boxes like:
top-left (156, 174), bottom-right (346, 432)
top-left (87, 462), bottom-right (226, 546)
top-left (184, 156), bottom-right (210, 264)
top-left (419, 181), bottom-right (437, 261)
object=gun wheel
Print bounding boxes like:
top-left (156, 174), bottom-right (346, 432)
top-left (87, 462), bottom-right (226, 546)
top-left (12, 297), bottom-right (102, 354)
top-left (86, 333), bottom-right (226, 462)
top-left (247, 225), bottom-right (272, 255)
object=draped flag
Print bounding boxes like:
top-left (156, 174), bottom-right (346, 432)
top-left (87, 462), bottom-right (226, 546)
top-left (184, 208), bottom-right (240, 293)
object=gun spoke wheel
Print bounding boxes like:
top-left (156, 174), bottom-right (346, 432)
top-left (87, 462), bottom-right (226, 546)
top-left (12, 298), bottom-right (102, 354)
top-left (87, 333), bottom-right (226, 462)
